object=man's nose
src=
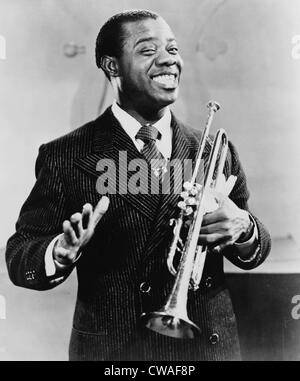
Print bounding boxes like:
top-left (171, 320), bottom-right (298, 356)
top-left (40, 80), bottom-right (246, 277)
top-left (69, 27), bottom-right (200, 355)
top-left (155, 50), bottom-right (177, 66)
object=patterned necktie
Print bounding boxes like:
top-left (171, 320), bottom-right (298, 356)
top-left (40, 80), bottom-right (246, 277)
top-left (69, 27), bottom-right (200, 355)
top-left (135, 124), bottom-right (167, 178)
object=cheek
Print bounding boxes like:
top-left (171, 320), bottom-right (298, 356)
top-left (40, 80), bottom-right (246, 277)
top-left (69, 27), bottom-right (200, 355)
top-left (127, 71), bottom-right (152, 93)
top-left (120, 60), bottom-right (157, 95)
top-left (123, 63), bottom-right (146, 84)
top-left (177, 57), bottom-right (184, 75)
top-left (179, 56), bottom-right (184, 69)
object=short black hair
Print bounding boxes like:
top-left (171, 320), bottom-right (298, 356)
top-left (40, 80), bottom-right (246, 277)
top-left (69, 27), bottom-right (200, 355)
top-left (95, 10), bottom-right (159, 74)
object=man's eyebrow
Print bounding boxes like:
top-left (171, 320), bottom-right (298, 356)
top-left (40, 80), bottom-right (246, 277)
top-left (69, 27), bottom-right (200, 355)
top-left (134, 37), bottom-right (155, 47)
top-left (134, 37), bottom-right (177, 47)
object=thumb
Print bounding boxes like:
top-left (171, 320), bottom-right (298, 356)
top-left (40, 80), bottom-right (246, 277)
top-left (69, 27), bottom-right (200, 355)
top-left (212, 240), bottom-right (233, 254)
top-left (92, 196), bottom-right (110, 226)
top-left (212, 191), bottom-right (227, 207)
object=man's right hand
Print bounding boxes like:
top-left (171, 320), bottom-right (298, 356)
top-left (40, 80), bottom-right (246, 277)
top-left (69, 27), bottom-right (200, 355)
top-left (53, 196), bottom-right (110, 266)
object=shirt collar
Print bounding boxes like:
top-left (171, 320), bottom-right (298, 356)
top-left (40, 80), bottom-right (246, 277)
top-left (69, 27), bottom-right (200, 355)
top-left (111, 100), bottom-right (171, 142)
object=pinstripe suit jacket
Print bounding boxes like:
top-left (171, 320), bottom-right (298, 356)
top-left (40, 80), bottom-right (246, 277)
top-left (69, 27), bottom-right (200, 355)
top-left (6, 107), bottom-right (271, 361)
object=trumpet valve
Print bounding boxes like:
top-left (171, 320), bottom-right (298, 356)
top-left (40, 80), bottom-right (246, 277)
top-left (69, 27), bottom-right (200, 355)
top-left (183, 181), bottom-right (193, 191)
top-left (184, 207), bottom-right (193, 216)
top-left (177, 201), bottom-right (187, 210)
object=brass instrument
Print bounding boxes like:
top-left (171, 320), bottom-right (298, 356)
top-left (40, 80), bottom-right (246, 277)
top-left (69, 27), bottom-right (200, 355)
top-left (141, 101), bottom-right (228, 339)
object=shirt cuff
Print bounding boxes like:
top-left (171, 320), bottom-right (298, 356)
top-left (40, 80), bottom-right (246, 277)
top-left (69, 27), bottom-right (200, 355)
top-left (234, 215), bottom-right (259, 262)
top-left (45, 234), bottom-right (63, 276)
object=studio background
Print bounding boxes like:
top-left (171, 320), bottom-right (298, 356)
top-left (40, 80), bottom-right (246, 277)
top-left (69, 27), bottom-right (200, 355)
top-left (0, 0), bottom-right (299, 360)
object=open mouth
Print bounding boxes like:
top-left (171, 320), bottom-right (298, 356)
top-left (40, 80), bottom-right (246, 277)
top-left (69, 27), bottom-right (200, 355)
top-left (151, 73), bottom-right (178, 88)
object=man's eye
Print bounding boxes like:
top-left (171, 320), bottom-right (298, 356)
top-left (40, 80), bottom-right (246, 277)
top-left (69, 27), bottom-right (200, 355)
top-left (169, 47), bottom-right (179, 54)
top-left (141, 49), bottom-right (156, 55)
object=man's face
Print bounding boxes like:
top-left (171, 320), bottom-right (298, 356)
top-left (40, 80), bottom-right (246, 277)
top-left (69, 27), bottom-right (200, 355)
top-left (116, 17), bottom-right (183, 113)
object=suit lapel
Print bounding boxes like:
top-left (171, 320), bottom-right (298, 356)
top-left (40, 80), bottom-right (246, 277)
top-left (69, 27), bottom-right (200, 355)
top-left (161, 114), bottom-right (196, 214)
top-left (74, 107), bottom-right (160, 220)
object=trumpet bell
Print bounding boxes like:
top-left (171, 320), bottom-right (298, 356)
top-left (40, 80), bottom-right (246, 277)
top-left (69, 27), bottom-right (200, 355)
top-left (141, 311), bottom-right (201, 339)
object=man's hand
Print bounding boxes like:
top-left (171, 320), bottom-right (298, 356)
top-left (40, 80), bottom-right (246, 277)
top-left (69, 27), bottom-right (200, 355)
top-left (53, 196), bottom-right (110, 266)
top-left (198, 193), bottom-right (251, 253)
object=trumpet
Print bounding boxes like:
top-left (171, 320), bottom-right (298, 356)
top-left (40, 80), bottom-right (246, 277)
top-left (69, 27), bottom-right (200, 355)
top-left (141, 101), bottom-right (228, 339)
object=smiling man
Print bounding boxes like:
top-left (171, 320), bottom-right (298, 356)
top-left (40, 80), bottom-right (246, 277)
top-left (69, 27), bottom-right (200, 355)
top-left (99, 14), bottom-right (182, 121)
top-left (95, 12), bottom-right (183, 191)
top-left (6, 10), bottom-right (271, 361)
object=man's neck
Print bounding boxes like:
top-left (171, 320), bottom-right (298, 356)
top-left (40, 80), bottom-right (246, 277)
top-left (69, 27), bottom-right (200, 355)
top-left (116, 101), bottom-right (169, 125)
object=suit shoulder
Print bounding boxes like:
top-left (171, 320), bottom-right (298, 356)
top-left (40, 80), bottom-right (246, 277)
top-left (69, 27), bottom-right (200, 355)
top-left (183, 125), bottom-right (203, 141)
top-left (42, 120), bottom-right (95, 153)
top-left (40, 107), bottom-right (112, 157)
top-left (174, 116), bottom-right (213, 148)
top-left (172, 114), bottom-right (201, 140)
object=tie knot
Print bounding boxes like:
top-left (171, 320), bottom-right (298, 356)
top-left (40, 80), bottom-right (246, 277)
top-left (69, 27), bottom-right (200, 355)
top-left (135, 124), bottom-right (161, 143)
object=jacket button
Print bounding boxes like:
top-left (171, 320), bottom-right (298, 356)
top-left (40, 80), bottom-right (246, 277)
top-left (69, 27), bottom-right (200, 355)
top-left (209, 333), bottom-right (219, 345)
top-left (140, 282), bottom-right (151, 294)
top-left (205, 276), bottom-right (213, 288)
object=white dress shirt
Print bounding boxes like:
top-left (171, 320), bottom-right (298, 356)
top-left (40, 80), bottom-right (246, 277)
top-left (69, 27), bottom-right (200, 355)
top-left (111, 100), bottom-right (173, 159)
top-left (44, 102), bottom-right (258, 277)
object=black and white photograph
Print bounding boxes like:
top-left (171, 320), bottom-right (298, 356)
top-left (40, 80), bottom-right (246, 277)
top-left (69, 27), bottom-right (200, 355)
top-left (0, 0), bottom-right (299, 364)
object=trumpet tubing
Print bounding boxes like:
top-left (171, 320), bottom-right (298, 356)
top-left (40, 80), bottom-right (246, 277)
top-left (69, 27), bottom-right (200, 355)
top-left (141, 101), bottom-right (229, 339)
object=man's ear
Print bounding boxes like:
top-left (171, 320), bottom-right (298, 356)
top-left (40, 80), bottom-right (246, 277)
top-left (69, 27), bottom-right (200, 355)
top-left (100, 56), bottom-right (120, 78)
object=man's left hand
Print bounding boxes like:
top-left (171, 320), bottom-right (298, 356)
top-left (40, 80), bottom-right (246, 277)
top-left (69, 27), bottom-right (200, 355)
top-left (198, 193), bottom-right (251, 253)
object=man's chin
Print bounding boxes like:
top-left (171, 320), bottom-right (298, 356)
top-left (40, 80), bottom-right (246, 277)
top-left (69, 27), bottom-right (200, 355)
top-left (154, 90), bottom-right (179, 107)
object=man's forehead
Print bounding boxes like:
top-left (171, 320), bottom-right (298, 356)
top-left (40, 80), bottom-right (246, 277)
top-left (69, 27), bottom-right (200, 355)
top-left (122, 18), bottom-right (176, 44)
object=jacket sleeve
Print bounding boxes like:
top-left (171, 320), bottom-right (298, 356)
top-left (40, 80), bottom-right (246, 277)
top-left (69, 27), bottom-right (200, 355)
top-left (222, 141), bottom-right (271, 270)
top-left (5, 144), bottom-right (74, 290)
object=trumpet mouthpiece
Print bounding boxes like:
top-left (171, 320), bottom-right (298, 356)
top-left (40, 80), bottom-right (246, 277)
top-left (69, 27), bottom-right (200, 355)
top-left (207, 101), bottom-right (220, 112)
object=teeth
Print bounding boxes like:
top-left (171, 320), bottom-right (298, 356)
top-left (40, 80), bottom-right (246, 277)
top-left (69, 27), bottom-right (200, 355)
top-left (152, 74), bottom-right (176, 85)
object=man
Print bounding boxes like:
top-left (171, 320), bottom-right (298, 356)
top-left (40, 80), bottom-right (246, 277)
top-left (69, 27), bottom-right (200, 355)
top-left (6, 10), bottom-right (271, 361)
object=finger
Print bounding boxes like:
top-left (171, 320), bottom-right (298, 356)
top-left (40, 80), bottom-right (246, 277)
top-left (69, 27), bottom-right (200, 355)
top-left (70, 212), bottom-right (83, 238)
top-left (212, 245), bottom-right (221, 255)
top-left (214, 190), bottom-right (226, 200)
top-left (200, 221), bottom-right (231, 235)
top-left (54, 245), bottom-right (71, 258)
top-left (82, 204), bottom-right (93, 229)
top-left (91, 196), bottom-right (110, 227)
top-left (198, 233), bottom-right (228, 246)
top-left (202, 208), bottom-right (226, 226)
top-left (63, 220), bottom-right (79, 246)
top-left (212, 240), bottom-right (234, 254)
top-left (54, 246), bottom-right (75, 263)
